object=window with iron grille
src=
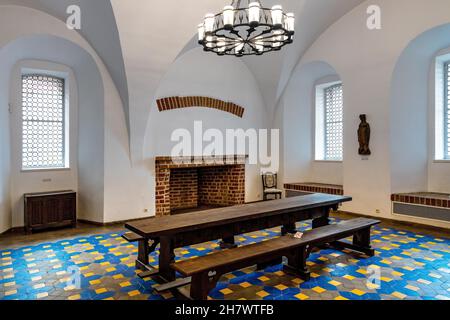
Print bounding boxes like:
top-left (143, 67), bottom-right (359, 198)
top-left (22, 75), bottom-right (66, 170)
top-left (324, 84), bottom-right (343, 161)
top-left (445, 62), bottom-right (450, 159)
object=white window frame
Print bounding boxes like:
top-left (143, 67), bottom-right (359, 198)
top-left (18, 64), bottom-right (71, 171)
top-left (434, 54), bottom-right (450, 161)
top-left (444, 61), bottom-right (450, 159)
top-left (315, 80), bottom-right (343, 162)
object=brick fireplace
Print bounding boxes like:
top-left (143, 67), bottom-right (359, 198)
top-left (155, 156), bottom-right (246, 216)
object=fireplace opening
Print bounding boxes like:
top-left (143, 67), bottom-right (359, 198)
top-left (155, 156), bottom-right (246, 216)
top-left (169, 166), bottom-right (245, 215)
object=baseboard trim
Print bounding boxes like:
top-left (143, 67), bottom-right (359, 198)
top-left (338, 211), bottom-right (450, 235)
top-left (0, 226), bottom-right (25, 236)
top-left (77, 217), bottom-right (152, 227)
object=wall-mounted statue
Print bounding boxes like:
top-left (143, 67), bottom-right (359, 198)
top-left (358, 114), bottom-right (371, 156)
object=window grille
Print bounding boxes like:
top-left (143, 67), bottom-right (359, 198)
top-left (22, 75), bottom-right (66, 169)
top-left (324, 84), bottom-right (343, 161)
top-left (445, 62), bottom-right (450, 159)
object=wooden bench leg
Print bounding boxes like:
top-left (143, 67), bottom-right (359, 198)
top-left (353, 227), bottom-right (375, 257)
top-left (190, 272), bottom-right (222, 301)
top-left (257, 258), bottom-right (283, 271)
top-left (331, 227), bottom-right (375, 257)
top-left (284, 246), bottom-right (311, 281)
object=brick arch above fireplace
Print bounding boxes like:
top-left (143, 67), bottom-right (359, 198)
top-left (156, 96), bottom-right (245, 118)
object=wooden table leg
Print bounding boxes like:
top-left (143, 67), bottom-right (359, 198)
top-left (220, 236), bottom-right (237, 249)
top-left (312, 209), bottom-right (331, 229)
top-left (312, 208), bottom-right (331, 249)
top-left (159, 236), bottom-right (176, 282)
top-left (136, 239), bottom-right (150, 271)
top-left (282, 223), bottom-right (297, 235)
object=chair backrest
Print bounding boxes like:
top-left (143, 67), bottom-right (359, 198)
top-left (262, 173), bottom-right (278, 189)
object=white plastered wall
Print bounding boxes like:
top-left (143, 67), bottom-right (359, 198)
top-left (278, 0), bottom-right (450, 228)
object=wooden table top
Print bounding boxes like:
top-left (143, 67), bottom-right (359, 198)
top-left (126, 194), bottom-right (352, 238)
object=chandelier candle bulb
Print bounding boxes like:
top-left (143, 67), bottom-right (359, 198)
top-left (205, 36), bottom-right (215, 49)
top-left (285, 13), bottom-right (295, 33)
top-left (271, 5), bottom-right (283, 27)
top-left (197, 24), bottom-right (205, 43)
top-left (223, 5), bottom-right (234, 28)
top-left (248, 2), bottom-right (261, 27)
top-left (272, 31), bottom-right (283, 49)
top-left (204, 13), bottom-right (215, 33)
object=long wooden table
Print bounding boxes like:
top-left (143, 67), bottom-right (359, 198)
top-left (125, 194), bottom-right (352, 284)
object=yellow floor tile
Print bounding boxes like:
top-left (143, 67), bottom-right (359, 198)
top-left (256, 290), bottom-right (270, 298)
top-left (95, 288), bottom-right (108, 294)
top-left (351, 289), bottom-right (366, 296)
top-left (36, 292), bottom-right (48, 299)
top-left (274, 284), bottom-right (288, 291)
top-left (391, 291), bottom-right (407, 299)
top-left (220, 288), bottom-right (233, 295)
top-left (119, 281), bottom-right (131, 288)
top-left (128, 290), bottom-right (140, 297)
top-left (329, 280), bottom-right (342, 287)
top-left (312, 286), bottom-right (326, 294)
top-left (258, 276), bottom-right (270, 282)
top-left (295, 293), bottom-right (309, 300)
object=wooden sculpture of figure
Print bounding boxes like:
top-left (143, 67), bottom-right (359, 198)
top-left (358, 114), bottom-right (371, 155)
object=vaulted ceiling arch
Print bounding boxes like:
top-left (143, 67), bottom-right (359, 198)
top-left (0, 0), bottom-right (129, 132)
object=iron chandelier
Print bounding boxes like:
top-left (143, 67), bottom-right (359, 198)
top-left (197, 0), bottom-right (295, 57)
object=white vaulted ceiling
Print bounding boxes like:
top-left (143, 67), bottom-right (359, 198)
top-left (111, 0), bottom-right (365, 161)
top-left (0, 0), bottom-right (129, 129)
top-left (1, 0), bottom-right (366, 161)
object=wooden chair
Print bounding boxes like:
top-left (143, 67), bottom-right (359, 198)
top-left (262, 173), bottom-right (283, 200)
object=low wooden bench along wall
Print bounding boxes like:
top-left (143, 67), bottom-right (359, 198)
top-left (391, 192), bottom-right (450, 223)
top-left (171, 218), bottom-right (380, 300)
top-left (284, 183), bottom-right (344, 196)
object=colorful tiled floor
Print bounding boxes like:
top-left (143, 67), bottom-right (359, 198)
top-left (0, 218), bottom-right (449, 300)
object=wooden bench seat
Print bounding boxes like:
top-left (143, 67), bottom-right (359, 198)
top-left (171, 218), bottom-right (380, 300)
top-left (284, 183), bottom-right (344, 196)
top-left (122, 232), bottom-right (144, 242)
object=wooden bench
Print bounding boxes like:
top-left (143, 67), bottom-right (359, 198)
top-left (284, 183), bottom-right (344, 196)
top-left (122, 232), bottom-right (144, 242)
top-left (171, 218), bottom-right (380, 300)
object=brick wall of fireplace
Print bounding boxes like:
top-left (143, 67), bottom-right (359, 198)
top-left (155, 156), bottom-right (246, 216)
